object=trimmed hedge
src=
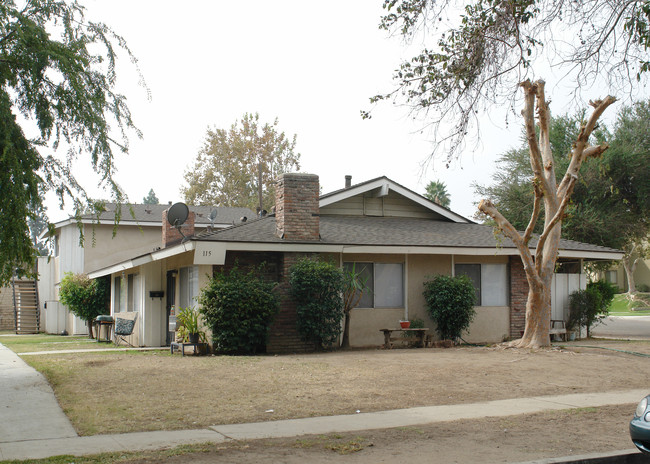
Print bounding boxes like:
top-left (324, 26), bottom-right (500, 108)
top-left (423, 274), bottom-right (476, 342)
top-left (199, 266), bottom-right (279, 354)
top-left (289, 258), bottom-right (344, 350)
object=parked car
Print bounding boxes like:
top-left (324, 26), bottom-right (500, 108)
top-left (630, 395), bottom-right (650, 454)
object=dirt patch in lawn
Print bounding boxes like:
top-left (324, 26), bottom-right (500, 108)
top-left (21, 340), bottom-right (650, 436)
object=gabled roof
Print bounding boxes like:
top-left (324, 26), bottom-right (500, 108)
top-left (86, 176), bottom-right (623, 278)
top-left (50, 203), bottom-right (255, 231)
top-left (320, 176), bottom-right (471, 224)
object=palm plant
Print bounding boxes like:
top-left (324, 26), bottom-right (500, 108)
top-left (424, 180), bottom-right (451, 208)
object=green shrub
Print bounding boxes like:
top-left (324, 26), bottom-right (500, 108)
top-left (289, 258), bottom-right (344, 350)
top-left (568, 287), bottom-right (606, 337)
top-left (199, 265), bottom-right (279, 354)
top-left (402, 317), bottom-right (425, 339)
top-left (637, 283), bottom-right (650, 293)
top-left (587, 280), bottom-right (617, 311)
top-left (409, 317), bottom-right (425, 329)
top-left (58, 273), bottom-right (109, 338)
top-left (423, 274), bottom-right (476, 342)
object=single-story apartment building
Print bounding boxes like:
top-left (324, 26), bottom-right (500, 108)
top-left (88, 173), bottom-right (622, 352)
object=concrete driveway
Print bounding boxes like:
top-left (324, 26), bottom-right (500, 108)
top-left (0, 342), bottom-right (77, 443)
top-left (591, 316), bottom-right (650, 340)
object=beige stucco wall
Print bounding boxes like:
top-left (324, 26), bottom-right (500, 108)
top-left (636, 260), bottom-right (650, 289)
top-left (83, 224), bottom-right (162, 273)
top-left (462, 307), bottom-right (510, 343)
top-left (454, 254), bottom-right (509, 264)
top-left (345, 253), bottom-right (511, 347)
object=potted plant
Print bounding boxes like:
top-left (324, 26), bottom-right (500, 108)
top-left (400, 320), bottom-right (411, 329)
top-left (176, 306), bottom-right (203, 344)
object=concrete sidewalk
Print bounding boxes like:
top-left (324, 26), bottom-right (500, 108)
top-left (0, 343), bottom-right (647, 462)
top-left (0, 344), bottom-right (77, 445)
top-left (0, 386), bottom-right (646, 461)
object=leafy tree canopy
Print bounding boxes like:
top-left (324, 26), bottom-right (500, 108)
top-left (0, 0), bottom-right (142, 285)
top-left (474, 102), bottom-right (650, 291)
top-left (423, 180), bottom-right (450, 208)
top-left (182, 113), bottom-right (301, 212)
top-left (367, 0), bottom-right (649, 160)
top-left (58, 273), bottom-right (109, 338)
top-left (142, 188), bottom-right (159, 205)
top-left (27, 194), bottom-right (50, 257)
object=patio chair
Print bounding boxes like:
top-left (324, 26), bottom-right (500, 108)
top-left (114, 313), bottom-right (138, 347)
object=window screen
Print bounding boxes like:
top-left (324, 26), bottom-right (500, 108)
top-left (375, 263), bottom-right (403, 308)
top-left (455, 263), bottom-right (481, 304)
top-left (481, 264), bottom-right (507, 306)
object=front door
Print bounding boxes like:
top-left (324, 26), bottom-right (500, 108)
top-left (165, 270), bottom-right (176, 345)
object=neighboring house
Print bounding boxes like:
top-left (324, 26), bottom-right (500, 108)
top-left (87, 174), bottom-right (622, 352)
top-left (606, 259), bottom-right (650, 292)
top-left (38, 203), bottom-right (254, 335)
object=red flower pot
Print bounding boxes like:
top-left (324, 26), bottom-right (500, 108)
top-left (400, 321), bottom-right (411, 329)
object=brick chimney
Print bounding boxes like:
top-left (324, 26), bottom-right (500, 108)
top-left (162, 209), bottom-right (195, 248)
top-left (275, 173), bottom-right (319, 241)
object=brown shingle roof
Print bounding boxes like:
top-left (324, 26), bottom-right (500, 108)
top-left (73, 203), bottom-right (255, 226)
top-left (195, 215), bottom-right (620, 254)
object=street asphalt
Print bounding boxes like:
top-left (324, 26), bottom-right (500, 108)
top-left (0, 342), bottom-right (648, 463)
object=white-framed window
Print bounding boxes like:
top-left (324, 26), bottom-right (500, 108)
top-left (606, 270), bottom-right (618, 284)
top-left (126, 273), bottom-right (141, 312)
top-left (343, 262), bottom-right (404, 309)
top-left (179, 266), bottom-right (199, 308)
top-left (114, 275), bottom-right (126, 313)
top-left (455, 263), bottom-right (508, 306)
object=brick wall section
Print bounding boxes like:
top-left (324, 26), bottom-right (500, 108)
top-left (220, 251), bottom-right (281, 282)
top-left (509, 256), bottom-right (528, 338)
top-left (213, 251), bottom-right (314, 354)
top-left (162, 210), bottom-right (195, 248)
top-left (266, 252), bottom-right (317, 354)
top-left (0, 285), bottom-right (15, 331)
top-left (275, 173), bottom-right (320, 241)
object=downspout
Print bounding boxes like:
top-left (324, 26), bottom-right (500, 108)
top-left (404, 254), bottom-right (409, 321)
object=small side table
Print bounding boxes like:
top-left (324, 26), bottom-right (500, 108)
top-left (94, 320), bottom-right (115, 342)
top-left (170, 342), bottom-right (208, 356)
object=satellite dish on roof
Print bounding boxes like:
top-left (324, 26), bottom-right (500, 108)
top-left (167, 202), bottom-right (189, 227)
top-left (209, 208), bottom-right (217, 228)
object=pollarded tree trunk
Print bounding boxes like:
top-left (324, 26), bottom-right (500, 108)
top-left (479, 79), bottom-right (615, 349)
top-left (622, 250), bottom-right (639, 294)
top-left (519, 281), bottom-right (551, 348)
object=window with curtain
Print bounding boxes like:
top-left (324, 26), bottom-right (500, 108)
top-left (114, 276), bottom-right (126, 313)
top-left (343, 262), bottom-right (404, 309)
top-left (126, 273), bottom-right (141, 312)
top-left (179, 266), bottom-right (199, 308)
top-left (455, 263), bottom-right (508, 306)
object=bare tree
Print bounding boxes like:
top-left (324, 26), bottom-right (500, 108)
top-left (478, 80), bottom-right (615, 348)
top-left (369, 0), bottom-right (648, 161)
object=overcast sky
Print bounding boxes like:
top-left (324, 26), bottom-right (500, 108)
top-left (46, 0), bottom-right (635, 222)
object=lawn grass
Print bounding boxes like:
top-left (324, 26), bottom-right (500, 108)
top-left (608, 293), bottom-right (650, 316)
top-left (3, 339), bottom-right (649, 437)
top-left (0, 333), bottom-right (115, 352)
